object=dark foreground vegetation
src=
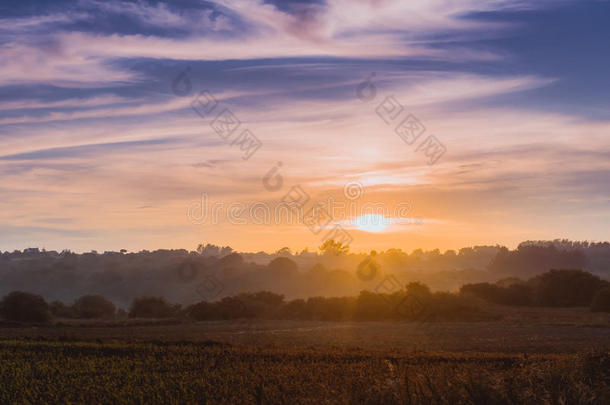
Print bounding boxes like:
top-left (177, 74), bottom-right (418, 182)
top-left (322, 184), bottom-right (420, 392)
top-left (461, 269), bottom-right (610, 309)
top-left (0, 339), bottom-right (608, 405)
top-left (1, 270), bottom-right (608, 326)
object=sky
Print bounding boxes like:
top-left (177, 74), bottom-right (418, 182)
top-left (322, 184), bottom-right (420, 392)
top-left (0, 0), bottom-right (609, 254)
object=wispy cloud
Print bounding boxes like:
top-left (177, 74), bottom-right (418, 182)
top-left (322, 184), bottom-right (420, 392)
top-left (0, 0), bottom-right (608, 252)
top-left (0, 95), bottom-right (134, 112)
top-left (0, 138), bottom-right (180, 161)
top-left (0, 0), bottom-right (533, 86)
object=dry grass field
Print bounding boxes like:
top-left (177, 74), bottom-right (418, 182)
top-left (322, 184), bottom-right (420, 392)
top-left (0, 307), bottom-right (608, 404)
top-left (0, 339), bottom-right (608, 404)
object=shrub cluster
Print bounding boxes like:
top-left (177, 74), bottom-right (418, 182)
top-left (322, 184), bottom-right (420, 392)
top-left (1, 269), bottom-right (608, 324)
top-left (0, 293), bottom-right (116, 322)
top-left (461, 269), bottom-right (610, 309)
top-left (128, 296), bottom-right (181, 318)
top-left (0, 291), bottom-right (51, 323)
top-left (1, 286), bottom-right (489, 323)
top-left (184, 288), bottom-right (492, 322)
top-left (47, 294), bottom-right (116, 319)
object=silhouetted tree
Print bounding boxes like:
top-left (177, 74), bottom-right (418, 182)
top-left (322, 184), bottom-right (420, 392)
top-left (0, 291), bottom-right (50, 323)
top-left (217, 253), bottom-right (244, 268)
top-left (531, 269), bottom-right (607, 307)
top-left (490, 245), bottom-right (587, 276)
top-left (72, 294), bottom-right (116, 319)
top-left (216, 296), bottom-right (251, 319)
top-left (268, 257), bottom-right (297, 272)
top-left (275, 247), bottom-right (292, 256)
top-left (49, 300), bottom-right (74, 318)
top-left (461, 282), bottom-right (534, 306)
top-left (319, 240), bottom-right (349, 256)
top-left (406, 281), bottom-right (431, 297)
top-left (503, 284), bottom-right (534, 306)
top-left (129, 297), bottom-right (180, 318)
top-left (460, 283), bottom-right (502, 302)
top-left (185, 301), bottom-right (217, 321)
top-left (279, 298), bottom-right (307, 320)
top-left (354, 290), bottom-right (391, 320)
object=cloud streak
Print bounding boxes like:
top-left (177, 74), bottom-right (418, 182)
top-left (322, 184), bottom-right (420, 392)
top-left (0, 0), bottom-right (608, 253)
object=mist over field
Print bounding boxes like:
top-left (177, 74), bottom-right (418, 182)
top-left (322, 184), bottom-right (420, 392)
top-left (2, 240), bottom-right (608, 308)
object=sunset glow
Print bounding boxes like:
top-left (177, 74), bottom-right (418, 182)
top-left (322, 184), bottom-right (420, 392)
top-left (1, 3), bottom-right (609, 403)
top-left (354, 214), bottom-right (391, 233)
top-left (0, 0), bottom-right (609, 254)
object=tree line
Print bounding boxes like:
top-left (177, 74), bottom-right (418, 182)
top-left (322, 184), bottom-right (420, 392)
top-left (1, 269), bottom-right (608, 324)
top-left (2, 239), bottom-right (609, 307)
top-left (461, 269), bottom-right (610, 310)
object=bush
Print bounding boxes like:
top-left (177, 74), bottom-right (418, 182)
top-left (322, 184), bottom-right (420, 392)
top-left (503, 284), bottom-right (534, 306)
top-left (354, 290), bottom-right (392, 320)
top-left (308, 296), bottom-right (355, 321)
top-left (267, 257), bottom-right (298, 274)
top-left (590, 288), bottom-right (610, 312)
top-left (129, 297), bottom-right (180, 318)
top-left (0, 291), bottom-right (50, 323)
top-left (423, 292), bottom-right (491, 321)
top-left (405, 281), bottom-right (431, 297)
top-left (460, 283), bottom-right (504, 302)
top-left (462, 270), bottom-right (606, 307)
top-left (216, 296), bottom-right (252, 319)
top-left (532, 269), bottom-right (608, 307)
top-left (185, 301), bottom-right (218, 321)
top-left (72, 295), bottom-right (116, 319)
top-left (49, 300), bottom-right (74, 318)
top-left (217, 253), bottom-right (243, 268)
top-left (279, 299), bottom-right (308, 320)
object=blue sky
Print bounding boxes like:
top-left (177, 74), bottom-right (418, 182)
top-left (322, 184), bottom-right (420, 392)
top-left (0, 0), bottom-right (609, 253)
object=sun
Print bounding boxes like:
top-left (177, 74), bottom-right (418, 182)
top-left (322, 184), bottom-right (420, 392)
top-left (354, 214), bottom-right (391, 233)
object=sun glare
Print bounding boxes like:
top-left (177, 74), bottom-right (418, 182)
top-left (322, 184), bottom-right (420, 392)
top-left (354, 214), bottom-right (391, 233)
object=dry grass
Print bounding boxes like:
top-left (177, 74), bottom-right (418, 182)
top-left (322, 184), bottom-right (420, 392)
top-left (0, 309), bottom-right (608, 404)
top-left (0, 339), bottom-right (608, 404)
